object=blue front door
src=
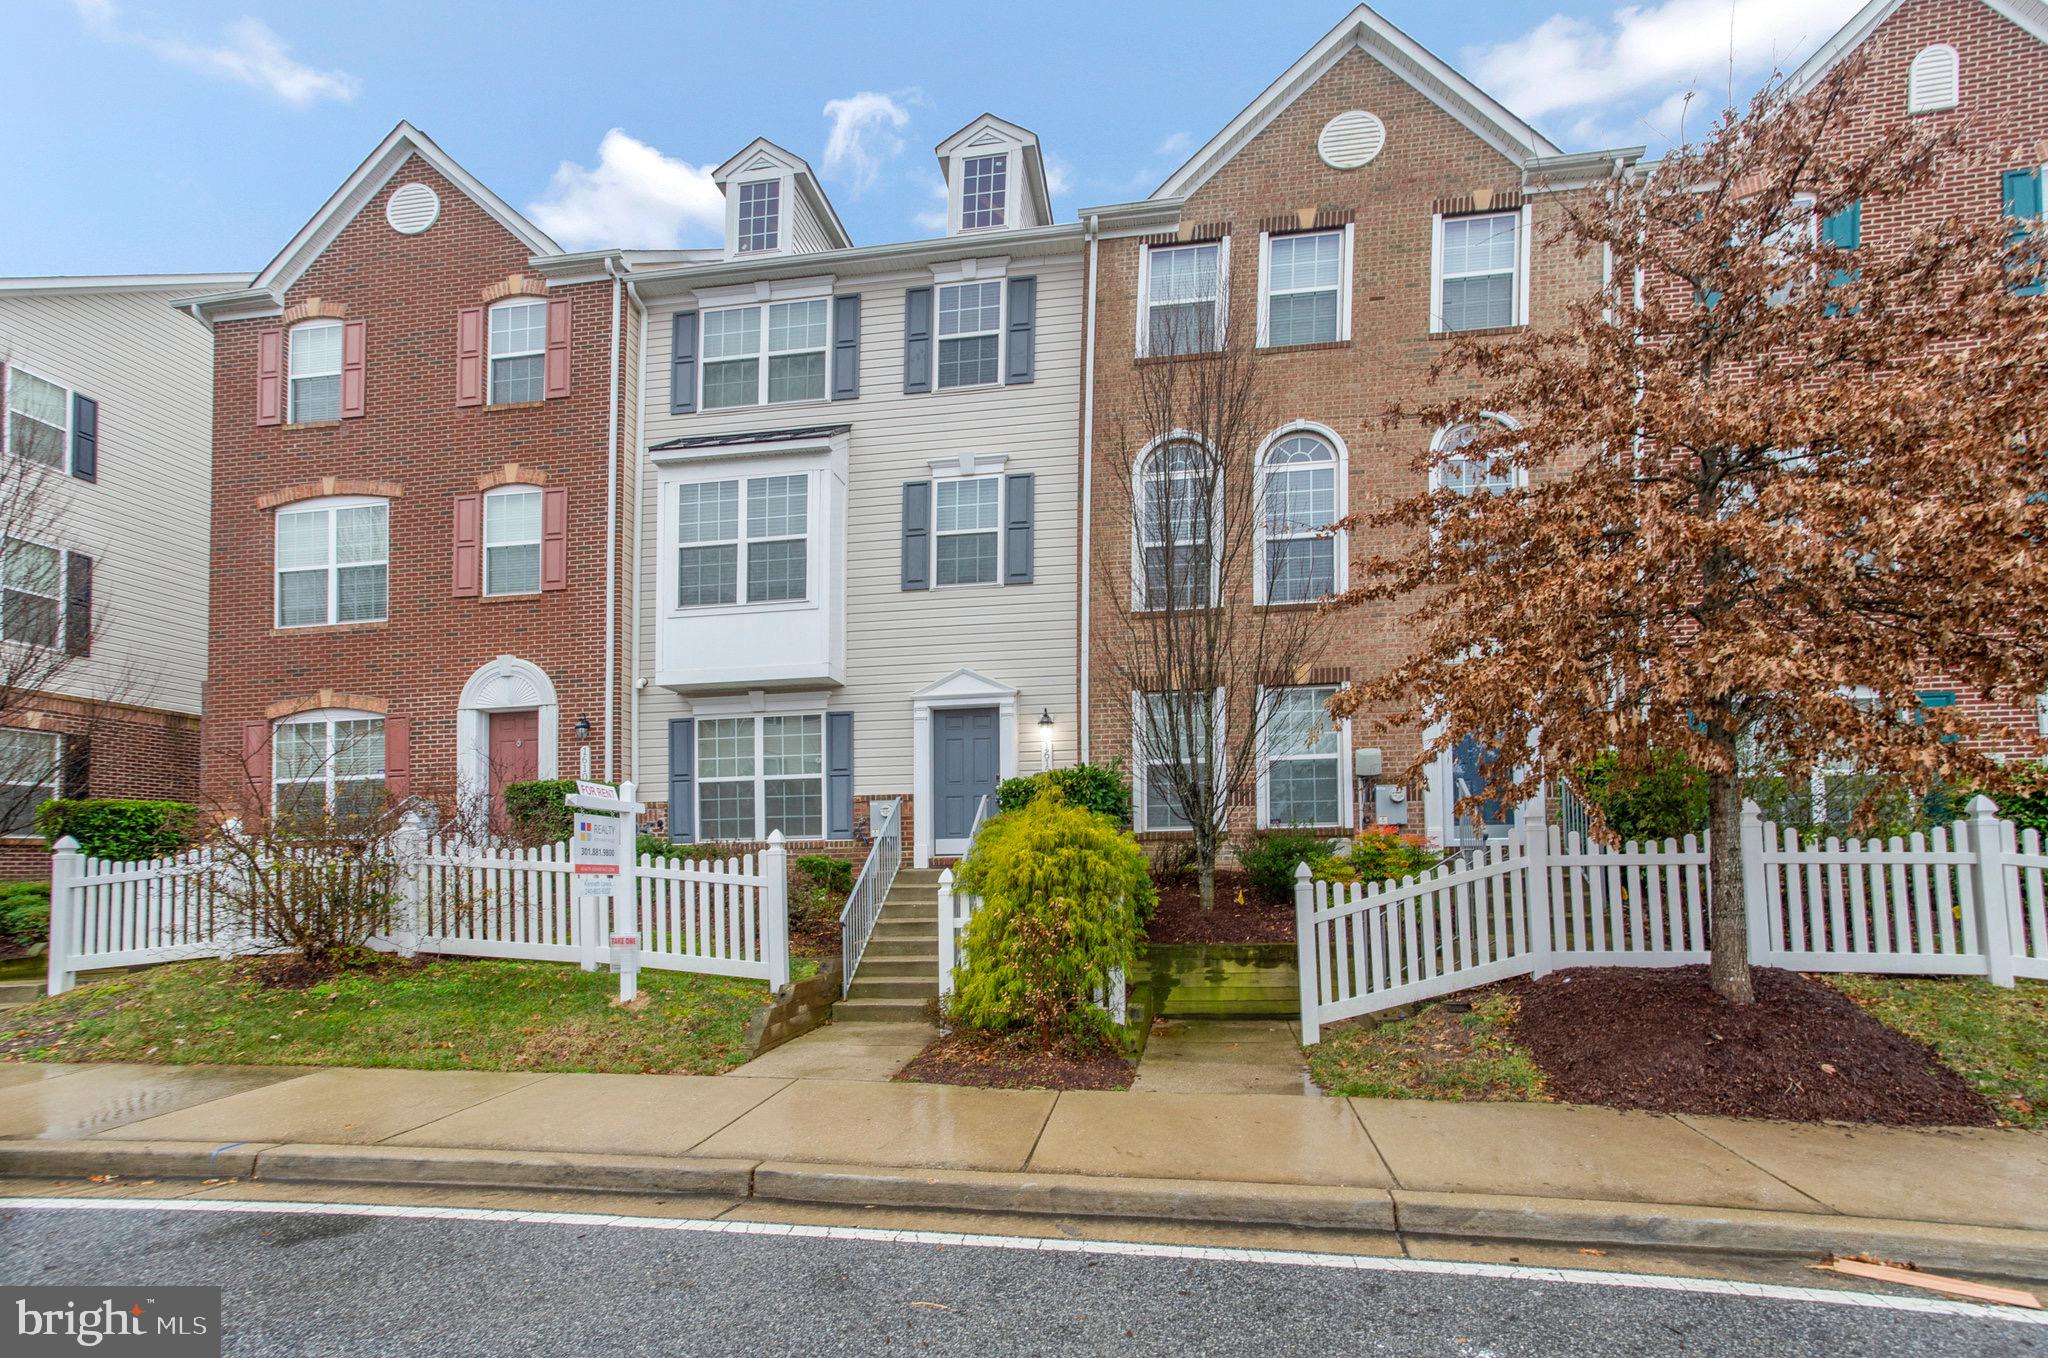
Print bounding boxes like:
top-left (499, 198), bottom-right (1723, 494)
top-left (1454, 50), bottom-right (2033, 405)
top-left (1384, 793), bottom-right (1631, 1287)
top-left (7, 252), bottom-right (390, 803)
top-left (934, 707), bottom-right (999, 847)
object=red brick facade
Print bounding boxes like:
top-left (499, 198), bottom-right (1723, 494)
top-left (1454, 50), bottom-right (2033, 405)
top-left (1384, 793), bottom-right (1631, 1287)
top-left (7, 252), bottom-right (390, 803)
top-left (0, 696), bottom-right (200, 879)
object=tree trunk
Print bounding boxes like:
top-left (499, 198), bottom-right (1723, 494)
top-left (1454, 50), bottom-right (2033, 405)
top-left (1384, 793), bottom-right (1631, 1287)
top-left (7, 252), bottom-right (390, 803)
top-left (1198, 862), bottom-right (1216, 912)
top-left (1706, 769), bottom-right (1754, 1005)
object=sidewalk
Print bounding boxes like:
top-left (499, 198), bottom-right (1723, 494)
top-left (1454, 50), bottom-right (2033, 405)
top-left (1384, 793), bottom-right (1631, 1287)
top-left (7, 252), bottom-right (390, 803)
top-left (3, 1060), bottom-right (2046, 1278)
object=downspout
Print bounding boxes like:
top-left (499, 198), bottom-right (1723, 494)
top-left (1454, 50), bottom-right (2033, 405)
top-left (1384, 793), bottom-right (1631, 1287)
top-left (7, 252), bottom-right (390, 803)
top-left (627, 276), bottom-right (647, 789)
top-left (1079, 213), bottom-right (1100, 764)
top-left (602, 257), bottom-right (624, 782)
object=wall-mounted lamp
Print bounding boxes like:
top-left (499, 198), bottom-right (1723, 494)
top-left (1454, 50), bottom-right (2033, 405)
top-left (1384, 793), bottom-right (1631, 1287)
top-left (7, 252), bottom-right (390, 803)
top-left (575, 717), bottom-right (592, 742)
top-left (575, 717), bottom-right (593, 780)
top-left (1038, 709), bottom-right (1056, 771)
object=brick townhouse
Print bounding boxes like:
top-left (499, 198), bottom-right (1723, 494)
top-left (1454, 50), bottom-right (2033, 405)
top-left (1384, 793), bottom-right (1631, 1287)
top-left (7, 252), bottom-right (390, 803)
top-left (181, 123), bottom-right (653, 825)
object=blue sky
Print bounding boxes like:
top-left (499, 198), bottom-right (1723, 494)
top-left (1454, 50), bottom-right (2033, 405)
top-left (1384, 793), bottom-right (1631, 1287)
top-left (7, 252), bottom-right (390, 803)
top-left (4, 0), bottom-right (1868, 275)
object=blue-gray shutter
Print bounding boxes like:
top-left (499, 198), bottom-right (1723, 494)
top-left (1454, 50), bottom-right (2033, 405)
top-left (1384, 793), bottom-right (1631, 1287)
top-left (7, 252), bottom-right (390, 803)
top-left (1004, 276), bottom-right (1036, 385)
top-left (667, 718), bottom-right (695, 841)
top-left (901, 480), bottom-right (931, 590)
top-left (69, 394), bottom-right (97, 482)
top-left (670, 312), bottom-right (699, 414)
top-left (831, 294), bottom-right (861, 401)
top-left (826, 712), bottom-right (855, 838)
top-left (902, 287), bottom-right (933, 394)
top-left (64, 552), bottom-right (91, 658)
top-left (1004, 472), bottom-right (1034, 585)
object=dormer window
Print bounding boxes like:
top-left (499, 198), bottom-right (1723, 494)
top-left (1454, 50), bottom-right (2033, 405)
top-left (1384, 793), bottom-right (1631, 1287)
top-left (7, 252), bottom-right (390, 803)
top-left (961, 154), bottom-right (1007, 230)
top-left (738, 180), bottom-right (780, 253)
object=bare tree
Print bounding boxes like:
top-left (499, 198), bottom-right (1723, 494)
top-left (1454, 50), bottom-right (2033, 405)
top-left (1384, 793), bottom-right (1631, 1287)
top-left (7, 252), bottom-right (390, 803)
top-left (1095, 310), bottom-right (1323, 909)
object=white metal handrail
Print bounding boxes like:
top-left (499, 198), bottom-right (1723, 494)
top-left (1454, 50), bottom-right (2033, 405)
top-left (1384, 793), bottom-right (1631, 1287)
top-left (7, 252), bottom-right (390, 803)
top-left (839, 798), bottom-right (902, 997)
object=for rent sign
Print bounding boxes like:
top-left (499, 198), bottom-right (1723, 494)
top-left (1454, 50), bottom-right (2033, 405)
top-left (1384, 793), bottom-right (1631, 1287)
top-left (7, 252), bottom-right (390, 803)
top-left (570, 811), bottom-right (622, 881)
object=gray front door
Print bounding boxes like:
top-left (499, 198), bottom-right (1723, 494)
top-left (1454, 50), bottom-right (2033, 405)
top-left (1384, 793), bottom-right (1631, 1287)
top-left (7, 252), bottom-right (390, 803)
top-left (934, 706), bottom-right (999, 845)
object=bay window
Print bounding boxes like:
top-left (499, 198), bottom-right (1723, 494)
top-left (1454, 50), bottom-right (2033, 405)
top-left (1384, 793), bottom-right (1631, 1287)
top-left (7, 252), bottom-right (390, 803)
top-left (288, 320), bottom-right (342, 422)
top-left (273, 711), bottom-right (385, 821)
top-left (1265, 686), bottom-right (1343, 828)
top-left (276, 497), bottom-right (387, 627)
top-left (936, 280), bottom-right (1003, 388)
top-left (697, 713), bottom-right (824, 840)
top-left (1434, 212), bottom-right (1521, 332)
top-left (701, 299), bottom-right (828, 408)
top-left (675, 474), bottom-right (809, 608)
top-left (488, 299), bottom-right (547, 405)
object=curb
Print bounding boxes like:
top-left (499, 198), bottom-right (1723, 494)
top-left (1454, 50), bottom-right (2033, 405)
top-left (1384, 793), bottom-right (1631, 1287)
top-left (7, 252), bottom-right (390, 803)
top-left (256, 1144), bottom-right (758, 1198)
top-left (0, 1140), bottom-right (273, 1181)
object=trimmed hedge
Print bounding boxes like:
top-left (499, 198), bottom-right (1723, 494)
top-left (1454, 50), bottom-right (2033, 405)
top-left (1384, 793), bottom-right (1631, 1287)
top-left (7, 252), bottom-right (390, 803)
top-left (35, 799), bottom-right (198, 862)
top-left (0, 880), bottom-right (49, 948)
top-left (501, 779), bottom-right (578, 843)
top-left (995, 762), bottom-right (1132, 827)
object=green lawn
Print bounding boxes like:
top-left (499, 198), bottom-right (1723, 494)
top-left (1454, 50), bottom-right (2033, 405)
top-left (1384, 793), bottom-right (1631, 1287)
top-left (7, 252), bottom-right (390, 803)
top-left (1308, 989), bottom-right (1549, 1102)
top-left (0, 956), bottom-right (810, 1076)
top-left (1823, 975), bottom-right (2048, 1128)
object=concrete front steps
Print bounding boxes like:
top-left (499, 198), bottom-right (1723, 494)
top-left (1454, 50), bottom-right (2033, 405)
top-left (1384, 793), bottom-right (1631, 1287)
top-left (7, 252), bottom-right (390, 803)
top-left (834, 868), bottom-right (942, 1024)
top-left (0, 978), bottom-right (45, 1012)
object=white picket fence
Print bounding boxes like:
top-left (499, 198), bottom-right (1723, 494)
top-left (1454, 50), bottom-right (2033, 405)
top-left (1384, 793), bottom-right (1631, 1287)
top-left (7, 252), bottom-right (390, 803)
top-left (1296, 795), bottom-right (2048, 1043)
top-left (46, 826), bottom-right (789, 995)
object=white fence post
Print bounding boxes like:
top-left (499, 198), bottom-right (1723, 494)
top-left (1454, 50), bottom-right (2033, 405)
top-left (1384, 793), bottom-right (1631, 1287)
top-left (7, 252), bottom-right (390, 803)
top-left (1969, 795), bottom-right (2017, 988)
top-left (614, 782), bottom-right (642, 1003)
top-left (761, 829), bottom-right (790, 992)
top-left (1740, 800), bottom-right (1773, 967)
top-left (47, 836), bottom-right (79, 997)
top-left (936, 868), bottom-right (956, 1000)
top-left (1523, 803), bottom-right (1554, 976)
top-left (390, 810), bottom-right (428, 959)
top-left (1294, 862), bottom-right (1320, 1046)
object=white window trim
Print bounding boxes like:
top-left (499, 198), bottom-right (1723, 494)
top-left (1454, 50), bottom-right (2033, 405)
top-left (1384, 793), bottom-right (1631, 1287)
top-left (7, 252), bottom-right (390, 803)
top-left (930, 472), bottom-right (1005, 590)
top-left (482, 484), bottom-right (544, 598)
top-left (486, 298), bottom-right (547, 406)
top-left (1134, 237), bottom-right (1230, 358)
top-left (0, 726), bottom-right (61, 839)
top-left (1253, 421), bottom-right (1349, 606)
top-left (1429, 206), bottom-right (1531, 334)
top-left (1254, 684), bottom-right (1353, 831)
top-left (958, 151), bottom-right (1009, 232)
top-left (1, 537), bottom-right (68, 652)
top-left (2037, 690), bottom-right (2048, 741)
top-left (735, 178), bottom-right (782, 254)
top-left (273, 494), bottom-right (388, 629)
top-left (271, 707), bottom-right (387, 816)
top-left (1256, 225), bottom-right (1353, 348)
top-left (698, 298), bottom-right (832, 410)
top-left (1133, 687), bottom-right (1227, 835)
top-left (663, 465), bottom-right (818, 617)
top-left (3, 363), bottom-right (72, 468)
top-left (933, 278), bottom-right (1007, 391)
top-left (1428, 413), bottom-right (1529, 496)
top-left (286, 318), bottom-right (342, 424)
top-left (695, 711), bottom-right (828, 842)
top-left (1131, 432), bottom-right (1224, 613)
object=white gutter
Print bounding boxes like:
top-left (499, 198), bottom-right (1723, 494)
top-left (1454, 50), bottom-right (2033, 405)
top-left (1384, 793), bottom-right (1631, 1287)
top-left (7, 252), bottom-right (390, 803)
top-left (1079, 213), bottom-right (1100, 763)
top-left (602, 258), bottom-right (624, 782)
top-left (628, 277), bottom-right (648, 788)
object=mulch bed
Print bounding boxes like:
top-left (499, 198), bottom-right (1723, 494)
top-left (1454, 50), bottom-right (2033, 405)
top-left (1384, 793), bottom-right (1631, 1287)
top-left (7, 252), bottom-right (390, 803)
top-left (897, 1030), bottom-right (1135, 1091)
top-left (789, 914), bottom-right (841, 962)
top-left (1512, 965), bottom-right (1996, 1126)
top-left (1144, 870), bottom-right (1294, 944)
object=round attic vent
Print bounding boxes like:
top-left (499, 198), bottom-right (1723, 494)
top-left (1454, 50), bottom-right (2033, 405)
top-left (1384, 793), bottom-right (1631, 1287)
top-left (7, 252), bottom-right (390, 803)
top-left (1318, 111), bottom-right (1386, 170)
top-left (386, 182), bottom-right (441, 235)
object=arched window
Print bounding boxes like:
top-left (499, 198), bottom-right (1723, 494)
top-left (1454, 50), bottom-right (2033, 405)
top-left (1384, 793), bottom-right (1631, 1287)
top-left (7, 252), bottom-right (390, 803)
top-left (273, 708), bottom-right (385, 821)
top-left (276, 495), bottom-right (388, 627)
top-left (488, 298), bottom-right (547, 405)
top-left (287, 319), bottom-right (342, 423)
top-left (1136, 439), bottom-right (1216, 610)
top-left (1431, 417), bottom-right (1524, 497)
top-left (1907, 44), bottom-right (1959, 114)
top-left (1260, 430), bottom-right (1341, 604)
top-left (483, 485), bottom-right (544, 596)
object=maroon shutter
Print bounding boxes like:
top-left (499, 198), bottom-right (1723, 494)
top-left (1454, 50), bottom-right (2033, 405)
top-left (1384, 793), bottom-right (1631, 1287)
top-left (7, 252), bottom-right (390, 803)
top-left (543, 297), bottom-right (572, 399)
top-left (256, 329), bottom-right (283, 426)
top-left (456, 307), bottom-right (484, 407)
top-left (383, 716), bottom-right (411, 802)
top-left (452, 493), bottom-right (482, 596)
top-left (241, 721), bottom-right (273, 811)
top-left (340, 319), bottom-right (367, 418)
top-left (540, 487), bottom-right (568, 591)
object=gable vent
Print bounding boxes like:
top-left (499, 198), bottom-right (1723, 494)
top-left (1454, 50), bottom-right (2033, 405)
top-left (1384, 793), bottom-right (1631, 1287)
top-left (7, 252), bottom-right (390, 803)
top-left (1318, 111), bottom-right (1386, 170)
top-left (386, 182), bottom-right (441, 235)
top-left (1907, 44), bottom-right (1959, 113)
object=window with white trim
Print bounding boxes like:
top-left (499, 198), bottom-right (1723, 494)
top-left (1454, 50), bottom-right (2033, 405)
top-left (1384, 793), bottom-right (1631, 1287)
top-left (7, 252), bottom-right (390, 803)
top-left (1265, 686), bottom-right (1342, 828)
top-left (1264, 230), bottom-right (1343, 346)
top-left (1436, 213), bottom-right (1520, 331)
top-left (1261, 433), bottom-right (1338, 603)
top-left (933, 476), bottom-right (1001, 586)
top-left (936, 281), bottom-right (1002, 388)
top-left (6, 369), bottom-right (68, 468)
top-left (737, 180), bottom-right (780, 252)
top-left (697, 713), bottom-right (824, 840)
top-left (273, 711), bottom-right (385, 821)
top-left (1434, 419), bottom-right (1521, 497)
top-left (287, 319), bottom-right (342, 423)
top-left (483, 486), bottom-right (543, 596)
top-left (701, 299), bottom-right (828, 408)
top-left (0, 727), bottom-right (59, 836)
top-left (1143, 242), bottom-right (1221, 355)
top-left (1, 540), bottom-right (62, 648)
top-left (1137, 441), bottom-right (1215, 610)
top-left (487, 299), bottom-right (547, 405)
top-left (961, 154), bottom-right (1007, 230)
top-left (1137, 690), bottom-right (1215, 832)
top-left (275, 498), bottom-right (388, 627)
top-left (674, 474), bottom-right (808, 608)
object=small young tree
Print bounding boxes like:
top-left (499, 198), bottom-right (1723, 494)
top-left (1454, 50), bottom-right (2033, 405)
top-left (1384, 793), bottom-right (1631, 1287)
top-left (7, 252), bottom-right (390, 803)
top-left (1335, 64), bottom-right (2048, 1003)
top-left (1095, 311), bottom-right (1323, 909)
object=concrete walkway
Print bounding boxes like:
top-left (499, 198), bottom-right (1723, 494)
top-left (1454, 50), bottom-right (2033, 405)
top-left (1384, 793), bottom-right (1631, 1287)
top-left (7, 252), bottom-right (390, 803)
top-left (1130, 1020), bottom-right (1314, 1095)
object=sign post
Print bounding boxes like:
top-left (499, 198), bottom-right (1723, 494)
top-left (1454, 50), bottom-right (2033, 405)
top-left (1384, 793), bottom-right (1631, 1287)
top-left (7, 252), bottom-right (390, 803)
top-left (567, 780), bottom-right (644, 1004)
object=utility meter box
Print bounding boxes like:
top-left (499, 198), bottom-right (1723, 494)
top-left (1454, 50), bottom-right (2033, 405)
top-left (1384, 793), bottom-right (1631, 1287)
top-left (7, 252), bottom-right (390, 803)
top-left (1353, 747), bottom-right (1383, 779)
top-left (1374, 782), bottom-right (1407, 826)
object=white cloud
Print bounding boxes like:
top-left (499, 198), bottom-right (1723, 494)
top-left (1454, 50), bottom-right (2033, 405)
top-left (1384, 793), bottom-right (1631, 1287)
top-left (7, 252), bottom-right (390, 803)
top-left (527, 130), bottom-right (724, 250)
top-left (74, 1), bottom-right (360, 106)
top-left (1043, 154), bottom-right (1074, 199)
top-left (821, 91), bottom-right (913, 194)
top-left (912, 175), bottom-right (949, 234)
top-left (1155, 131), bottom-right (1196, 158)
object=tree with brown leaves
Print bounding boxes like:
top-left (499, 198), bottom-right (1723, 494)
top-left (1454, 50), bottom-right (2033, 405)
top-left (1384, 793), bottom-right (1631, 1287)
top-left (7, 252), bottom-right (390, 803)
top-left (1334, 64), bottom-right (2048, 1004)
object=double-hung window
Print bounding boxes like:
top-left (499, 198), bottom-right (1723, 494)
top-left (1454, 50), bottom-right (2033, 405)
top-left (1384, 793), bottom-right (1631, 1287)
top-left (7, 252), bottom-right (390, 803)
top-left (1144, 243), bottom-right (1221, 355)
top-left (6, 369), bottom-right (68, 468)
top-left (933, 476), bottom-right (1001, 585)
top-left (276, 498), bottom-right (388, 627)
top-left (696, 713), bottom-right (824, 840)
top-left (737, 180), bottom-right (780, 253)
top-left (483, 486), bottom-right (543, 596)
top-left (1265, 686), bottom-right (1343, 828)
top-left (1138, 690), bottom-right (1214, 832)
top-left (1263, 230), bottom-right (1343, 346)
top-left (488, 299), bottom-right (547, 405)
top-left (1435, 420), bottom-right (1520, 497)
top-left (961, 154), bottom-right (1007, 230)
top-left (675, 475), bottom-right (808, 608)
top-left (1435, 212), bottom-right (1521, 331)
top-left (288, 320), bottom-right (342, 422)
top-left (1, 541), bottom-right (62, 648)
top-left (1261, 433), bottom-right (1338, 603)
top-left (701, 300), bottom-right (829, 408)
top-left (936, 281), bottom-right (1002, 388)
top-left (273, 712), bottom-right (385, 821)
top-left (0, 728), bottom-right (59, 836)
top-left (1138, 442), bottom-right (1214, 610)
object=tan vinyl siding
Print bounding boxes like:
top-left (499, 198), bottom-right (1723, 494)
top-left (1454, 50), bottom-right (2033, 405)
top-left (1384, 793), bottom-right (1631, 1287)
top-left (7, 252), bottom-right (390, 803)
top-left (789, 197), bottom-right (837, 255)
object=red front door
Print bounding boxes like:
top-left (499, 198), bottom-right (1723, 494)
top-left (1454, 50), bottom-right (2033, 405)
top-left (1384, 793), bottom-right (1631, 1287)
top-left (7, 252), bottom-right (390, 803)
top-left (488, 710), bottom-right (541, 824)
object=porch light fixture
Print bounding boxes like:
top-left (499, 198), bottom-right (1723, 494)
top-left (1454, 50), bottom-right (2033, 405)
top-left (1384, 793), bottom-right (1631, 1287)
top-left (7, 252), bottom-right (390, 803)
top-left (1038, 709), bottom-right (1055, 771)
top-left (575, 717), bottom-right (591, 742)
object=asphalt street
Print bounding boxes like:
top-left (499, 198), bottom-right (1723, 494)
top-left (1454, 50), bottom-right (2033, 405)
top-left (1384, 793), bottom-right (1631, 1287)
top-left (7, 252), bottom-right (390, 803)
top-left (4, 1199), bottom-right (2044, 1357)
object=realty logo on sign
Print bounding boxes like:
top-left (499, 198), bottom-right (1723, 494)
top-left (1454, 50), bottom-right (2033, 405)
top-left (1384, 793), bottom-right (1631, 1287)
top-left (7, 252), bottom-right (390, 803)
top-left (571, 812), bottom-right (622, 876)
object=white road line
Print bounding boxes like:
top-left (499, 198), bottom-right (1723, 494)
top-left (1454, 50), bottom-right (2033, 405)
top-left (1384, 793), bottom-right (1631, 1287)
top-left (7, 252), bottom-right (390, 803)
top-left (5, 1196), bottom-right (2042, 1326)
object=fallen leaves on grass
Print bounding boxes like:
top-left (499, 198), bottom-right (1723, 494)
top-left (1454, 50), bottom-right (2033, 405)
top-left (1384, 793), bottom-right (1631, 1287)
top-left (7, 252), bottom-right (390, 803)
top-left (1307, 989), bottom-right (1547, 1102)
